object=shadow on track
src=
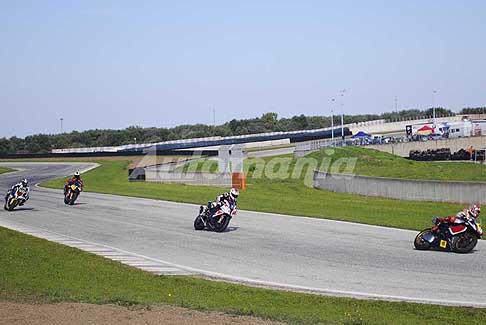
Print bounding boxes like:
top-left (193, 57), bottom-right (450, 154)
top-left (2, 207), bottom-right (35, 212)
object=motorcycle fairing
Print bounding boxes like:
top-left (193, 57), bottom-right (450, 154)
top-left (449, 224), bottom-right (467, 235)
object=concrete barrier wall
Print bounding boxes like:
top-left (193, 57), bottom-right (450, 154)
top-left (313, 171), bottom-right (486, 204)
top-left (145, 166), bottom-right (231, 187)
top-left (368, 136), bottom-right (486, 157)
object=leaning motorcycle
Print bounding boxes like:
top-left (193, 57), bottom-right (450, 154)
top-left (194, 200), bottom-right (237, 232)
top-left (64, 183), bottom-right (82, 205)
top-left (414, 216), bottom-right (482, 253)
top-left (4, 188), bottom-right (28, 211)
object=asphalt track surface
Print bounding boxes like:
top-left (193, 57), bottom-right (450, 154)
top-left (1, 162), bottom-right (486, 307)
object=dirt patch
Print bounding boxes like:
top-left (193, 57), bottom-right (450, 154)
top-left (0, 302), bottom-right (284, 325)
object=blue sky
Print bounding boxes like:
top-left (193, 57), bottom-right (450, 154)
top-left (1, 0), bottom-right (485, 137)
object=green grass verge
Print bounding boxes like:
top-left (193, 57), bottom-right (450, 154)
top-left (0, 167), bottom-right (14, 175)
top-left (1, 226), bottom-right (485, 324)
top-left (41, 155), bottom-right (464, 231)
top-left (179, 147), bottom-right (486, 181)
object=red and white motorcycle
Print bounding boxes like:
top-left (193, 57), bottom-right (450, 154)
top-left (415, 215), bottom-right (482, 253)
top-left (194, 200), bottom-right (237, 232)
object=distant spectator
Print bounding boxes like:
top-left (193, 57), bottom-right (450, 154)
top-left (468, 146), bottom-right (474, 160)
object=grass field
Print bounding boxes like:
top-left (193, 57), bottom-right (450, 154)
top-left (40, 151), bottom-right (468, 231)
top-left (1, 226), bottom-right (485, 325)
top-left (310, 147), bottom-right (486, 181)
top-left (0, 167), bottom-right (14, 175)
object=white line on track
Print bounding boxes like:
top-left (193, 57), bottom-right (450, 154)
top-left (0, 219), bottom-right (192, 276)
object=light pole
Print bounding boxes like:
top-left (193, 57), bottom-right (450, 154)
top-left (432, 90), bottom-right (438, 124)
top-left (60, 118), bottom-right (64, 133)
top-left (394, 96), bottom-right (398, 115)
top-left (340, 89), bottom-right (346, 146)
top-left (213, 108), bottom-right (216, 126)
top-left (331, 98), bottom-right (335, 146)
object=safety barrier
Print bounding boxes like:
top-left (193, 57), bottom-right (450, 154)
top-left (313, 171), bottom-right (486, 204)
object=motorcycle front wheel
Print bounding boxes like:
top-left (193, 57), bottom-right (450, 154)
top-left (214, 215), bottom-right (231, 233)
top-left (69, 192), bottom-right (79, 205)
top-left (414, 229), bottom-right (432, 250)
top-left (6, 198), bottom-right (18, 211)
top-left (194, 215), bottom-right (205, 230)
top-left (452, 232), bottom-right (478, 254)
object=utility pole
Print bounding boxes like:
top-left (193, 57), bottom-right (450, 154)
top-left (213, 108), bottom-right (216, 126)
top-left (331, 98), bottom-right (335, 146)
top-left (60, 118), bottom-right (64, 133)
top-left (340, 89), bottom-right (346, 146)
top-left (394, 96), bottom-right (398, 114)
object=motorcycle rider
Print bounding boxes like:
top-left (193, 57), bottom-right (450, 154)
top-left (64, 172), bottom-right (84, 195)
top-left (4, 178), bottom-right (30, 209)
top-left (433, 204), bottom-right (481, 227)
top-left (207, 188), bottom-right (239, 216)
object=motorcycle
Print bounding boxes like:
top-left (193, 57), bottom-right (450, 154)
top-left (414, 216), bottom-right (482, 253)
top-left (4, 188), bottom-right (28, 211)
top-left (64, 182), bottom-right (82, 205)
top-left (194, 200), bottom-right (237, 232)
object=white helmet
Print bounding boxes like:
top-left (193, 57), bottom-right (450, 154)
top-left (74, 172), bottom-right (80, 178)
top-left (230, 188), bottom-right (239, 200)
top-left (21, 179), bottom-right (29, 187)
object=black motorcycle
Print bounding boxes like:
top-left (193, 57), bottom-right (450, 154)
top-left (64, 183), bottom-right (82, 205)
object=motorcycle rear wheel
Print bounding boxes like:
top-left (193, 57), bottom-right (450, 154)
top-left (452, 232), bottom-right (477, 254)
top-left (414, 229), bottom-right (432, 250)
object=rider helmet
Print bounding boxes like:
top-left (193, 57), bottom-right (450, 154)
top-left (74, 172), bottom-right (80, 179)
top-left (468, 204), bottom-right (481, 219)
top-left (230, 188), bottom-right (239, 200)
top-left (21, 179), bottom-right (28, 187)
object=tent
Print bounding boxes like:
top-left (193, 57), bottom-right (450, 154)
top-left (416, 125), bottom-right (435, 135)
top-left (351, 131), bottom-right (371, 139)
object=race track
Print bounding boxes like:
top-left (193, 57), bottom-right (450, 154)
top-left (1, 162), bottom-right (485, 307)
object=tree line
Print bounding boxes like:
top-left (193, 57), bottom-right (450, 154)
top-left (0, 107), bottom-right (468, 154)
top-left (460, 107), bottom-right (486, 115)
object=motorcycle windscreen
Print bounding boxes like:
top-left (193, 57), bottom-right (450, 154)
top-left (422, 233), bottom-right (435, 243)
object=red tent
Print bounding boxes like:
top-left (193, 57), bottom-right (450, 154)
top-left (417, 125), bottom-right (435, 135)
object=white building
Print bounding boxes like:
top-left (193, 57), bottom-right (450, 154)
top-left (472, 120), bottom-right (486, 136)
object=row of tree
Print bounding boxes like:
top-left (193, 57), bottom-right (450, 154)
top-left (460, 107), bottom-right (486, 114)
top-left (0, 107), bottom-right (471, 154)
